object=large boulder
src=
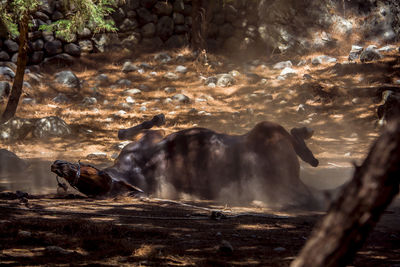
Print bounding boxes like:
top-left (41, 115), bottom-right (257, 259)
top-left (0, 149), bottom-right (29, 176)
top-left (153, 1), bottom-right (173, 16)
top-left (54, 70), bottom-right (80, 89)
top-left (156, 16), bottom-right (174, 41)
top-left (33, 116), bottom-right (72, 139)
top-left (141, 23), bottom-right (156, 38)
top-left (0, 66), bottom-right (15, 78)
top-left (29, 51), bottom-right (44, 65)
top-left (360, 45), bottom-right (382, 63)
top-left (44, 40), bottom-right (62, 55)
top-left (137, 7), bottom-right (156, 24)
top-left (4, 40), bottom-right (19, 53)
top-left (217, 74), bottom-right (235, 87)
top-left (64, 43), bottom-right (81, 57)
top-left (0, 117), bottom-right (35, 142)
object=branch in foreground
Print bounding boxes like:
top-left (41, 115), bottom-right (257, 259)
top-left (291, 118), bottom-right (400, 267)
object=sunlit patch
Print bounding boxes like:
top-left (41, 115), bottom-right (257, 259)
top-left (236, 224), bottom-right (280, 231)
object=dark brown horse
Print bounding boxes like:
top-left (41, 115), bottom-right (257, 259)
top-left (51, 121), bottom-right (319, 208)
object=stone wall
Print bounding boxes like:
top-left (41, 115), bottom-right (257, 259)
top-left (0, 0), bottom-right (399, 66)
top-left (0, 0), bottom-right (194, 66)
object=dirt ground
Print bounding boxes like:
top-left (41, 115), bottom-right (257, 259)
top-left (1, 41), bottom-right (400, 266)
top-left (0, 194), bottom-right (399, 266)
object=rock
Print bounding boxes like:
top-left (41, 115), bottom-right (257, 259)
top-left (11, 53), bottom-right (18, 63)
top-left (0, 51), bottom-right (10, 61)
top-left (175, 65), bottom-right (187, 74)
top-left (141, 23), bottom-right (156, 38)
top-left (64, 43), bottom-right (81, 57)
top-left (172, 93), bottom-right (190, 104)
top-left (93, 33), bottom-right (120, 52)
top-left (45, 246), bottom-right (72, 255)
top-left (378, 45), bottom-right (396, 53)
top-left (120, 18), bottom-right (139, 32)
top-left (42, 31), bottom-right (54, 42)
top-left (0, 81), bottom-right (11, 97)
top-left (360, 46), bottom-right (382, 63)
top-left (52, 11), bottom-right (64, 20)
top-left (44, 40), bottom-right (62, 55)
top-left (273, 247), bottom-right (286, 252)
top-left (30, 39), bottom-right (44, 51)
top-left (153, 1), bottom-right (173, 16)
top-left (164, 97), bottom-right (172, 104)
top-left (117, 79), bottom-right (132, 87)
top-left (154, 52), bottom-right (172, 63)
top-left (33, 116), bottom-right (72, 138)
top-left (122, 61), bottom-right (138, 73)
top-left (0, 149), bottom-right (29, 175)
top-left (219, 240), bottom-right (233, 254)
top-left (29, 51), bottom-right (44, 64)
top-left (348, 45), bottom-right (363, 61)
top-left (296, 104), bottom-right (306, 113)
top-left (0, 66), bottom-right (15, 78)
top-left (0, 117), bottom-right (35, 141)
top-left (34, 11), bottom-right (49, 21)
top-left (173, 0), bottom-right (184, 12)
top-left (77, 27), bottom-right (92, 39)
top-left (208, 83), bottom-right (216, 88)
top-left (303, 74), bottom-right (313, 80)
top-left (164, 87), bottom-right (176, 94)
top-left (95, 74), bottom-right (109, 86)
top-left (52, 93), bottom-right (70, 104)
top-left (126, 96), bottom-right (135, 104)
top-left (165, 34), bottom-right (187, 48)
top-left (87, 152), bottom-right (107, 159)
top-left (42, 53), bottom-right (75, 67)
top-left (173, 12), bottom-right (185, 24)
top-left (141, 0), bottom-right (157, 9)
top-left (139, 63), bottom-right (152, 70)
top-left (216, 74), bottom-right (235, 87)
top-left (137, 7), bottom-right (155, 24)
top-left (28, 30), bottom-right (42, 41)
top-left (205, 76), bottom-right (218, 85)
top-left (164, 72), bottom-right (179, 80)
top-left (273, 61), bottom-right (292, 69)
top-left (22, 98), bottom-right (36, 105)
top-left (156, 16), bottom-right (174, 41)
top-left (4, 40), bottom-right (19, 53)
top-left (280, 67), bottom-right (297, 76)
top-left (18, 230), bottom-right (32, 238)
top-left (54, 71), bottom-right (80, 89)
top-left (139, 106), bottom-right (147, 111)
top-left (312, 55), bottom-right (337, 65)
top-left (82, 97), bottom-right (97, 105)
top-left (78, 40), bottom-right (94, 54)
top-left (125, 88), bottom-right (142, 95)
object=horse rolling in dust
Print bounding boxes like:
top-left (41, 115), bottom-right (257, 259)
top-left (51, 121), bottom-right (320, 209)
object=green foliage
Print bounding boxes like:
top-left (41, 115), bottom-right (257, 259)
top-left (0, 0), bottom-right (118, 41)
top-left (40, 0), bottom-right (118, 42)
top-left (0, 0), bottom-right (39, 37)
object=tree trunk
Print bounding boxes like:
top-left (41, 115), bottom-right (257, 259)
top-left (191, 0), bottom-right (214, 52)
top-left (1, 13), bottom-right (29, 123)
top-left (291, 118), bottom-right (400, 267)
top-left (191, 0), bottom-right (204, 52)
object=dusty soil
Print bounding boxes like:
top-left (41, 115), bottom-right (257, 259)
top-left (1, 42), bottom-right (400, 265)
top-left (1, 194), bottom-right (400, 266)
